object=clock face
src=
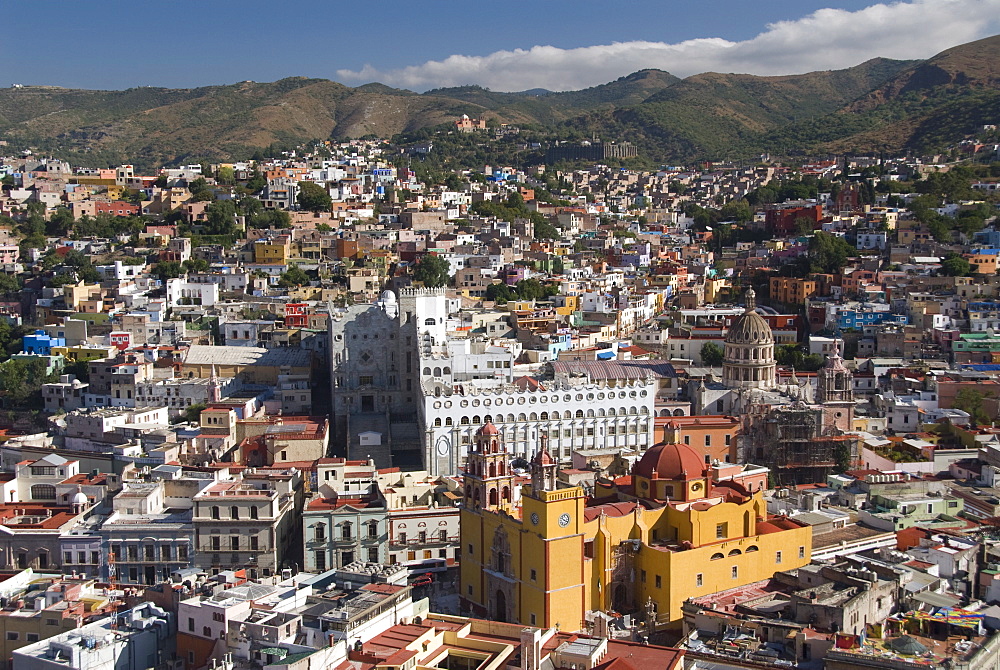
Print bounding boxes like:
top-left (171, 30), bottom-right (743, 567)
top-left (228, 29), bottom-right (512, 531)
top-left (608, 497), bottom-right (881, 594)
top-left (530, 512), bottom-right (540, 526)
top-left (558, 513), bottom-right (571, 528)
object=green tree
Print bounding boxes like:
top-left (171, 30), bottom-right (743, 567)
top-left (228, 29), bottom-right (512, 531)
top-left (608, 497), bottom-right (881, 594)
top-left (245, 170), bottom-right (267, 194)
top-left (485, 283), bottom-right (517, 304)
top-left (700, 342), bottom-right (724, 366)
top-left (155, 261), bottom-right (183, 281)
top-left (182, 403), bottom-right (207, 424)
top-left (720, 199), bottom-right (753, 223)
top-left (413, 254), bottom-right (451, 288)
top-left (183, 258), bottom-right (210, 273)
top-left (277, 263), bottom-right (310, 287)
top-left (0, 358), bottom-right (57, 409)
top-left (47, 208), bottom-right (75, 237)
top-left (939, 253), bottom-right (971, 277)
top-left (296, 181), bottom-right (332, 213)
top-left (953, 387), bottom-right (993, 426)
top-left (216, 166), bottom-right (235, 185)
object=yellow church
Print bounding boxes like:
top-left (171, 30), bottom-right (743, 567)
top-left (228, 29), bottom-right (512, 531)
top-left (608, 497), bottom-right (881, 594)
top-left (459, 420), bottom-right (813, 631)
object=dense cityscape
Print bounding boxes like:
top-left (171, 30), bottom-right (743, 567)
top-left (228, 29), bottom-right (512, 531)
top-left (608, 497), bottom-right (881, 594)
top-left (2, 42), bottom-right (1000, 670)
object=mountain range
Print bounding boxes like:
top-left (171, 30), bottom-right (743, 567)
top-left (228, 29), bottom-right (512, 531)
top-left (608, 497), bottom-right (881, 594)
top-left (1, 34), bottom-right (998, 170)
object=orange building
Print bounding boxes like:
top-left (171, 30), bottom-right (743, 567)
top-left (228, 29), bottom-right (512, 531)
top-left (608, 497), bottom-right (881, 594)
top-left (654, 416), bottom-right (740, 464)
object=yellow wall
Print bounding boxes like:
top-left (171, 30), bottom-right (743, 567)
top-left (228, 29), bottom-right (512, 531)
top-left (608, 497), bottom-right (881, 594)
top-left (461, 483), bottom-right (812, 631)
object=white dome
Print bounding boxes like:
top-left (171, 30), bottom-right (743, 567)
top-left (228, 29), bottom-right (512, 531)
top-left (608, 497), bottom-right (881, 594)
top-left (71, 491), bottom-right (88, 506)
top-left (379, 290), bottom-right (397, 304)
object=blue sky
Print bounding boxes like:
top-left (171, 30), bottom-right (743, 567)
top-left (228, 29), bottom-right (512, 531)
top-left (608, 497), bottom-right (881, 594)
top-left (4, 0), bottom-right (1000, 91)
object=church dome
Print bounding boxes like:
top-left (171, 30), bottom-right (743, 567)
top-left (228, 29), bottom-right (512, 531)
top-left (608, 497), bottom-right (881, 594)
top-left (634, 442), bottom-right (705, 481)
top-left (71, 490), bottom-right (88, 506)
top-left (477, 420), bottom-right (500, 436)
top-left (725, 288), bottom-right (773, 345)
top-left (379, 290), bottom-right (397, 304)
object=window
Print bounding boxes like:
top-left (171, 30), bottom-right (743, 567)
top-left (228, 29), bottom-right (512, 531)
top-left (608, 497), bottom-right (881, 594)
top-left (530, 569), bottom-right (537, 581)
top-left (65, 552), bottom-right (73, 564)
top-left (203, 627), bottom-right (212, 637)
top-left (368, 547), bottom-right (379, 562)
top-left (178, 546), bottom-right (188, 560)
top-left (438, 529), bottom-right (447, 541)
top-left (212, 612), bottom-right (224, 623)
top-left (314, 524), bottom-right (326, 542)
top-left (231, 506), bottom-right (240, 520)
top-left (250, 536), bottom-right (259, 551)
top-left (188, 618), bottom-right (195, 632)
top-left (731, 566), bottom-right (738, 579)
top-left (696, 573), bottom-right (703, 587)
top-left (705, 435), bottom-right (711, 446)
top-left (26, 634), bottom-right (38, 642)
top-left (31, 484), bottom-right (56, 500)
top-left (799, 546), bottom-right (805, 559)
top-left (315, 550), bottom-right (326, 572)
top-left (716, 523), bottom-right (727, 539)
top-left (211, 506), bottom-right (220, 520)
top-left (342, 522), bottom-right (352, 540)
top-left (640, 570), bottom-right (647, 583)
top-left (468, 544), bottom-right (473, 555)
top-left (230, 536), bottom-right (239, 551)
top-left (655, 575), bottom-right (662, 589)
top-left (249, 507), bottom-right (258, 520)
top-left (211, 537), bottom-right (221, 551)
top-left (145, 545), bottom-right (154, 560)
top-left (775, 551), bottom-right (782, 564)
top-left (45, 619), bottom-right (58, 627)
top-left (6, 632), bottom-right (18, 640)
top-left (530, 614), bottom-right (536, 625)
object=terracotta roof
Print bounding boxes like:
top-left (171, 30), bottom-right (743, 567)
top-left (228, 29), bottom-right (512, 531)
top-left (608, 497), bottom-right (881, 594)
top-left (634, 442), bottom-right (705, 481)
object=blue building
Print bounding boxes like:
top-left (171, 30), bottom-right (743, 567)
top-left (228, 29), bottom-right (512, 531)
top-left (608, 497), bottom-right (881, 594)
top-left (836, 309), bottom-right (908, 330)
top-left (22, 329), bottom-right (66, 356)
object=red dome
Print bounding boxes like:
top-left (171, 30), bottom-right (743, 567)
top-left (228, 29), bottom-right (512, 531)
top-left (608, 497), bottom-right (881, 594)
top-left (477, 420), bottom-right (500, 436)
top-left (634, 442), bottom-right (706, 481)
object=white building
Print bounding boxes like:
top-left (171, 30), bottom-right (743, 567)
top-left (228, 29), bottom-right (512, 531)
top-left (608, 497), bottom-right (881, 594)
top-left (165, 276), bottom-right (219, 307)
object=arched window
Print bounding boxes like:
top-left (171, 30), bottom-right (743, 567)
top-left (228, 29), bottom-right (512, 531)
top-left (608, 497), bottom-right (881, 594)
top-left (711, 553), bottom-right (725, 561)
top-left (473, 415), bottom-right (481, 424)
top-left (460, 416), bottom-right (470, 425)
top-left (586, 409), bottom-right (595, 418)
top-left (423, 367), bottom-right (431, 375)
top-left (30, 484), bottom-right (55, 500)
top-left (230, 506), bottom-right (239, 520)
top-left (529, 412), bottom-right (538, 421)
top-left (424, 318), bottom-right (436, 326)
top-left (517, 413), bottom-right (527, 421)
top-left (211, 506), bottom-right (220, 520)
top-left (540, 412), bottom-right (549, 420)
top-left (434, 418), bottom-right (442, 427)
top-left (443, 367), bottom-right (451, 375)
top-left (446, 417), bottom-right (453, 426)
top-left (728, 549), bottom-right (742, 557)
top-left (489, 488), bottom-right (498, 506)
top-left (575, 410), bottom-right (584, 418)
top-left (434, 367), bottom-right (441, 377)
top-left (745, 545), bottom-right (759, 552)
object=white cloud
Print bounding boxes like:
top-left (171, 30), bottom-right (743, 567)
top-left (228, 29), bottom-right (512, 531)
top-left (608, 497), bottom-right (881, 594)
top-left (336, 0), bottom-right (1000, 92)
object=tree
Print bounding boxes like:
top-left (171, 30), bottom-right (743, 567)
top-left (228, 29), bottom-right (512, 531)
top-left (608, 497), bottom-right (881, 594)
top-left (216, 166), bottom-right (235, 185)
top-left (413, 254), bottom-right (451, 288)
top-left (701, 342), bottom-right (724, 366)
top-left (277, 264), bottom-right (310, 288)
top-left (296, 181), bottom-right (332, 213)
top-left (939, 253), bottom-right (971, 277)
top-left (807, 231), bottom-right (854, 274)
top-left (154, 261), bottom-right (183, 281)
top-left (485, 283), bottom-right (517, 304)
top-left (953, 387), bottom-right (992, 426)
top-left (183, 258), bottom-right (210, 273)
top-left (182, 403), bottom-right (207, 424)
top-left (720, 199), bottom-right (753, 223)
top-left (0, 358), bottom-right (56, 409)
